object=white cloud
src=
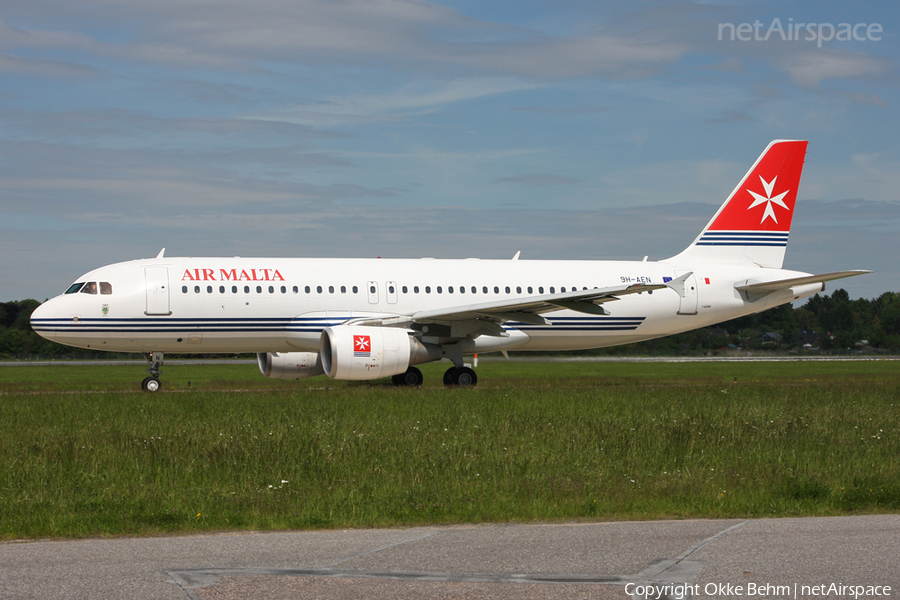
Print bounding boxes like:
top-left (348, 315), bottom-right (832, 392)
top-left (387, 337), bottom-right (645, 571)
top-left (775, 48), bottom-right (891, 90)
top-left (1, 1), bottom-right (689, 80)
top-left (247, 77), bottom-right (541, 126)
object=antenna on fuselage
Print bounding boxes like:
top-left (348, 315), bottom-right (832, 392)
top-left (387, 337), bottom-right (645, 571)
top-left (512, 251), bottom-right (521, 260)
top-left (156, 248), bottom-right (166, 259)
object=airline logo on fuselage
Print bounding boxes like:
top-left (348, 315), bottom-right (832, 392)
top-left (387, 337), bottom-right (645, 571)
top-left (181, 268), bottom-right (285, 282)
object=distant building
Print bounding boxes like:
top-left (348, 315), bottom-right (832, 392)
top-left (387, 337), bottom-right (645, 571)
top-left (760, 331), bottom-right (783, 344)
top-left (795, 330), bottom-right (823, 346)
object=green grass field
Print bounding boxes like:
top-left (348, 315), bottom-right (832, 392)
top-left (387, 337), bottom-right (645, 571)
top-left (1, 359), bottom-right (898, 539)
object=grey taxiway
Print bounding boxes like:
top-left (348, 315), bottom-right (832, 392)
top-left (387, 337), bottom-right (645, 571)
top-left (2, 515), bottom-right (898, 599)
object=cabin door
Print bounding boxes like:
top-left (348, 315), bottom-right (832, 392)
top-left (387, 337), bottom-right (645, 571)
top-left (145, 267), bottom-right (171, 315)
top-left (675, 270), bottom-right (698, 316)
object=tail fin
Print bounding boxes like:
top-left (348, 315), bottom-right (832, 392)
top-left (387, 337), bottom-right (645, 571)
top-left (666, 140), bottom-right (808, 269)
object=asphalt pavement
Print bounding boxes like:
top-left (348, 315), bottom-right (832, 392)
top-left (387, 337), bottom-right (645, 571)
top-left (2, 515), bottom-right (898, 599)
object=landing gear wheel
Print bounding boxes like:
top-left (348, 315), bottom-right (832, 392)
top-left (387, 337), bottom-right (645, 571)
top-left (141, 351), bottom-right (164, 392)
top-left (141, 377), bottom-right (161, 392)
top-left (444, 366), bottom-right (477, 387)
top-left (392, 366), bottom-right (424, 387)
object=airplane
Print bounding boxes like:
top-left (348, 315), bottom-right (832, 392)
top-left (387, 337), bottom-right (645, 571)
top-left (30, 140), bottom-right (869, 391)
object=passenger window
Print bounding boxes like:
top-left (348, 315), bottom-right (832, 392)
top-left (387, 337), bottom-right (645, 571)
top-left (207, 285), bottom-right (213, 293)
top-left (329, 285), bottom-right (335, 293)
top-left (437, 286), bottom-right (443, 294)
top-left (256, 286), bottom-right (262, 293)
top-left (269, 286), bottom-right (275, 293)
top-left (182, 285), bottom-right (188, 293)
top-left (414, 286), bottom-right (419, 293)
top-left (539, 286), bottom-right (544, 294)
top-left (483, 286), bottom-right (488, 294)
top-left (292, 286), bottom-right (298, 293)
top-left (100, 282), bottom-right (112, 295)
top-left (471, 286), bottom-right (476, 294)
top-left (341, 286), bottom-right (347, 293)
top-left (65, 283), bottom-right (85, 294)
top-left (425, 286), bottom-right (431, 293)
top-left (232, 285), bottom-right (238, 293)
top-left (194, 286), bottom-right (201, 293)
top-left (369, 285), bottom-right (376, 294)
top-left (550, 287), bottom-right (555, 294)
top-left (516, 286), bottom-right (521, 294)
top-left (448, 286), bottom-right (453, 294)
top-left (244, 286), bottom-right (250, 293)
top-left (527, 286), bottom-right (533, 294)
top-left (459, 286), bottom-right (464, 294)
top-left (281, 286), bottom-right (286, 293)
top-left (220, 286), bottom-right (226, 293)
top-left (317, 286), bottom-right (323, 293)
top-left (402, 286), bottom-right (408, 294)
top-left (561, 287), bottom-right (566, 293)
top-left (493, 286), bottom-right (499, 294)
top-left (352, 285), bottom-right (359, 294)
top-left (305, 286), bottom-right (311, 293)
top-left (505, 286), bottom-right (510, 294)
top-left (81, 282), bottom-right (98, 295)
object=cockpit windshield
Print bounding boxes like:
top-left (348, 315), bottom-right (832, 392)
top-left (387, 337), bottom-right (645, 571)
top-left (64, 281), bottom-right (113, 295)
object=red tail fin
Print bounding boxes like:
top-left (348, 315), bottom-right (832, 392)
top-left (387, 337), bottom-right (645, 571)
top-left (666, 140), bottom-right (808, 269)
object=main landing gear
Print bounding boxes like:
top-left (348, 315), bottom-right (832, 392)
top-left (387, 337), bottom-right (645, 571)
top-left (443, 366), bottom-right (478, 387)
top-left (392, 366), bottom-right (424, 387)
top-left (141, 351), bottom-right (164, 392)
top-left (390, 365), bottom-right (478, 387)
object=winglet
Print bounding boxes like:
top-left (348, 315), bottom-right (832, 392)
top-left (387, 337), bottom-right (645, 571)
top-left (664, 271), bottom-right (693, 298)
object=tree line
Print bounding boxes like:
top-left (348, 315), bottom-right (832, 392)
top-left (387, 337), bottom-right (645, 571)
top-left (610, 289), bottom-right (900, 355)
top-left (2, 290), bottom-right (900, 359)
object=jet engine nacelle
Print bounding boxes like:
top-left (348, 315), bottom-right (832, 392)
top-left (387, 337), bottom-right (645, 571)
top-left (257, 351), bottom-right (325, 379)
top-left (320, 326), bottom-right (440, 380)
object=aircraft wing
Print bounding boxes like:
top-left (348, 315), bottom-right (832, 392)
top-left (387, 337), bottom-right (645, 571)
top-left (407, 282), bottom-right (664, 325)
top-left (357, 274), bottom-right (691, 333)
top-left (734, 270), bottom-right (872, 294)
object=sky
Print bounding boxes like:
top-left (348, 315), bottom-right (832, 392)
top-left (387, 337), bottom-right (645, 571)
top-left (1, 0), bottom-right (898, 301)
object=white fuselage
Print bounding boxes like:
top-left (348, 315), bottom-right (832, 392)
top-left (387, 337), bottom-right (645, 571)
top-left (30, 256), bottom-right (821, 355)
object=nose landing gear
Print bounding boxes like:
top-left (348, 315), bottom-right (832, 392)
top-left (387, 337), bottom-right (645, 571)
top-left (141, 351), bottom-right (164, 392)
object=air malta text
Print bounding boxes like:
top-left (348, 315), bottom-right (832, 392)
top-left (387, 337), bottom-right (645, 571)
top-left (181, 268), bottom-right (286, 282)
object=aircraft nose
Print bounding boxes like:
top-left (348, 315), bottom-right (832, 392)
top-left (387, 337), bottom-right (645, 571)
top-left (30, 300), bottom-right (58, 340)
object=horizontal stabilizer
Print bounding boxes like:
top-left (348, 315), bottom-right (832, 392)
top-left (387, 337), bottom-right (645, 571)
top-left (735, 270), bottom-right (872, 294)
